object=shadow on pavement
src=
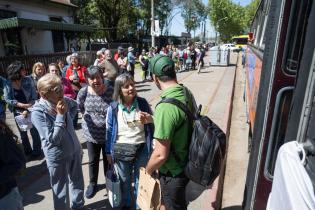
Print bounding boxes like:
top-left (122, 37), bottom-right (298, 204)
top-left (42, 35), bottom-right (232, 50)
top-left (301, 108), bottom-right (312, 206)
top-left (221, 205), bottom-right (242, 210)
top-left (85, 199), bottom-right (118, 210)
top-left (21, 171), bottom-right (50, 206)
top-left (198, 70), bottom-right (214, 74)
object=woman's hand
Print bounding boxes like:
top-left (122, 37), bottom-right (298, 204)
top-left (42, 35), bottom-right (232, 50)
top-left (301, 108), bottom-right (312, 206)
top-left (139, 111), bottom-right (153, 124)
top-left (56, 100), bottom-right (68, 115)
top-left (22, 110), bottom-right (28, 118)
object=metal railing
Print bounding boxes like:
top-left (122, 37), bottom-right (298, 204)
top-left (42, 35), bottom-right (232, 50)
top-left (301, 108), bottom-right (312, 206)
top-left (0, 51), bottom-right (97, 76)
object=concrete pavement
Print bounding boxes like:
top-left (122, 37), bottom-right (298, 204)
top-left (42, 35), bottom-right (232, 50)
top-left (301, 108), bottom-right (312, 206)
top-left (9, 52), bottom-right (241, 210)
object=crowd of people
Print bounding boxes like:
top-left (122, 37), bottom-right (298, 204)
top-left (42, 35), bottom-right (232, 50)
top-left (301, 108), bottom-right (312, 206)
top-left (0, 43), bottom-right (202, 210)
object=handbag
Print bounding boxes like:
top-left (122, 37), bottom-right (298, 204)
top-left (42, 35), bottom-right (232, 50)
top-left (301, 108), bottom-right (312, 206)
top-left (106, 164), bottom-right (121, 208)
top-left (113, 143), bottom-right (144, 162)
top-left (137, 167), bottom-right (161, 210)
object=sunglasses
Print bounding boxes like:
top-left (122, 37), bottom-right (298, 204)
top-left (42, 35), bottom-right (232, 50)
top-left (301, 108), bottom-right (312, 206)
top-left (50, 85), bottom-right (63, 94)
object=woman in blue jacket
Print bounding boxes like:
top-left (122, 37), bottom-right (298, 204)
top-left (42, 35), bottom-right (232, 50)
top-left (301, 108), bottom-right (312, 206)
top-left (106, 73), bottom-right (153, 210)
top-left (4, 61), bottom-right (41, 158)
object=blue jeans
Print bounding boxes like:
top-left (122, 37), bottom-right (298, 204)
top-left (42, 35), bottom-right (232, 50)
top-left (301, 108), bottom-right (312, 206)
top-left (115, 144), bottom-right (148, 208)
top-left (0, 187), bottom-right (23, 210)
top-left (47, 152), bottom-right (85, 210)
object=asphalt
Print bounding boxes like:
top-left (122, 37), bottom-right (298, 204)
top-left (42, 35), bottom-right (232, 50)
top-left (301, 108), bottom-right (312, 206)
top-left (5, 52), bottom-right (240, 210)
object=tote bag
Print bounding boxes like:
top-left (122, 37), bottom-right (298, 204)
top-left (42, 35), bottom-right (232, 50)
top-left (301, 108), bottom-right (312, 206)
top-left (136, 167), bottom-right (161, 210)
top-left (106, 164), bottom-right (121, 208)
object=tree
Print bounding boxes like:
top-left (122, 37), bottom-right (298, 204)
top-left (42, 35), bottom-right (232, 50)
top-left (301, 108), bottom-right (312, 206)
top-left (180, 0), bottom-right (206, 34)
top-left (208, 0), bottom-right (259, 42)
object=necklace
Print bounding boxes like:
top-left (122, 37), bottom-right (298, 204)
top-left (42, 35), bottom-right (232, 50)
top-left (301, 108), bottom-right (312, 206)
top-left (121, 109), bottom-right (140, 127)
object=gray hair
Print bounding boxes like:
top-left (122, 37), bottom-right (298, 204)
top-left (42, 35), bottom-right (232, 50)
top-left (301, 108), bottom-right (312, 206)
top-left (85, 65), bottom-right (103, 79)
top-left (37, 74), bottom-right (61, 96)
top-left (113, 73), bottom-right (136, 103)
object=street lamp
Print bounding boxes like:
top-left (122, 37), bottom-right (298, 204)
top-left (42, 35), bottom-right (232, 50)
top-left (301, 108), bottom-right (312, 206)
top-left (215, 17), bottom-right (228, 45)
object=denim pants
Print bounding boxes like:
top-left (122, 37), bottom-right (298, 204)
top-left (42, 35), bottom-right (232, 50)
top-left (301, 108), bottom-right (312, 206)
top-left (47, 153), bottom-right (85, 210)
top-left (86, 141), bottom-right (108, 185)
top-left (0, 187), bottom-right (23, 210)
top-left (14, 113), bottom-right (41, 156)
top-left (159, 172), bottom-right (189, 210)
top-left (115, 144), bottom-right (148, 208)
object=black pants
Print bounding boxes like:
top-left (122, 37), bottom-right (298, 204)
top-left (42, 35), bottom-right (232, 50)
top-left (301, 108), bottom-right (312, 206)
top-left (159, 172), bottom-right (189, 210)
top-left (86, 141), bottom-right (108, 185)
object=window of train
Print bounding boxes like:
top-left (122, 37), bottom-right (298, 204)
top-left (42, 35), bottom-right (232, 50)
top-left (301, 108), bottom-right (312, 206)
top-left (283, 0), bottom-right (313, 75)
top-left (266, 89), bottom-right (293, 177)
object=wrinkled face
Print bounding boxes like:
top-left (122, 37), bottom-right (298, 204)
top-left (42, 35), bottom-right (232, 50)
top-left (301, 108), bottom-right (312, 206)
top-left (45, 84), bottom-right (64, 105)
top-left (105, 50), bottom-right (112, 60)
top-left (35, 66), bottom-right (45, 77)
top-left (71, 57), bottom-right (78, 66)
top-left (48, 66), bottom-right (60, 76)
top-left (121, 80), bottom-right (136, 100)
top-left (88, 74), bottom-right (103, 91)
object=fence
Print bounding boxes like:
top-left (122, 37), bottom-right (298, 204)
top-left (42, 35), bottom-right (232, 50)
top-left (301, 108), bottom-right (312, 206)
top-left (0, 51), bottom-right (97, 76)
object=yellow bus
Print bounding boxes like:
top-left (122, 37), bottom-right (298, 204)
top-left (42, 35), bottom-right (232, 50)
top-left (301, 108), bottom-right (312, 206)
top-left (232, 34), bottom-right (249, 48)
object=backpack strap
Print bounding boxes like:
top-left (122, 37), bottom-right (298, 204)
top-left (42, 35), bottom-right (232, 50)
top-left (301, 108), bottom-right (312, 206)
top-left (156, 97), bottom-right (195, 121)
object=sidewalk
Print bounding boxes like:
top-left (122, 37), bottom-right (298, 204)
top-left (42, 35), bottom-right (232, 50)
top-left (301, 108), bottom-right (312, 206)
top-left (11, 52), bottom-right (239, 210)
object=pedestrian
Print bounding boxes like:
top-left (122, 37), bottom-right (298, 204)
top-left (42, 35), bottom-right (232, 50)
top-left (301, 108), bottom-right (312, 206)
top-left (139, 49), bottom-right (149, 82)
top-left (30, 62), bottom-right (46, 96)
top-left (48, 63), bottom-right (76, 99)
top-left (117, 51), bottom-right (128, 75)
top-left (76, 66), bottom-right (113, 199)
top-left (0, 76), bottom-right (8, 121)
top-left (145, 55), bottom-right (197, 210)
top-left (127, 47), bottom-right (136, 77)
top-left (0, 121), bottom-right (26, 210)
top-left (94, 50), bottom-right (103, 66)
top-left (98, 49), bottom-right (119, 88)
top-left (4, 61), bottom-right (42, 159)
top-left (114, 46), bottom-right (124, 61)
top-left (31, 74), bottom-right (89, 210)
top-left (57, 59), bottom-right (66, 78)
top-left (65, 52), bottom-right (87, 128)
top-left (106, 73), bottom-right (154, 210)
top-left (65, 52), bottom-right (87, 93)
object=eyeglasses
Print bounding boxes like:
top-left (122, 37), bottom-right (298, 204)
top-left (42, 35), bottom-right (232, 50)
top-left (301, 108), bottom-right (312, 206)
top-left (50, 85), bottom-right (63, 94)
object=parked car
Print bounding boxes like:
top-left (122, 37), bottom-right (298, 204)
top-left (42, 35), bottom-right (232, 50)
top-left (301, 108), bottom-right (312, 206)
top-left (221, 43), bottom-right (240, 52)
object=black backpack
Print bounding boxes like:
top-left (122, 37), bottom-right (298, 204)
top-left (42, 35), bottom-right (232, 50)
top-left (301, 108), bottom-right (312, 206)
top-left (158, 98), bottom-right (227, 186)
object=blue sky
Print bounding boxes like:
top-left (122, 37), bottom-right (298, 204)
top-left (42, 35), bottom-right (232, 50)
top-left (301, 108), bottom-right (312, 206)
top-left (169, 0), bottom-right (253, 37)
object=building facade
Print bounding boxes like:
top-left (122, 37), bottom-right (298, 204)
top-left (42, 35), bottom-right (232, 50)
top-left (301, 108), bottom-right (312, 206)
top-left (0, 0), bottom-right (92, 56)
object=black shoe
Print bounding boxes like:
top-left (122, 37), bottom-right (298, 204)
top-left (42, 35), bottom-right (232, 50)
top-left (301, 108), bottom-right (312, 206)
top-left (85, 183), bottom-right (97, 199)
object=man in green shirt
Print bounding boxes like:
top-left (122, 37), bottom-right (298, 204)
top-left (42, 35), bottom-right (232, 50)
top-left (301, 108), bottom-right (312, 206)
top-left (146, 55), bottom-right (196, 210)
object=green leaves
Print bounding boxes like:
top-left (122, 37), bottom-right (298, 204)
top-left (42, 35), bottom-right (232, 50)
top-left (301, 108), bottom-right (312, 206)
top-left (208, 0), bottom-right (259, 42)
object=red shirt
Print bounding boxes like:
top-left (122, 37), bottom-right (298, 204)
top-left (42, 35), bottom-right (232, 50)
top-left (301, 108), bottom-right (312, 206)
top-left (65, 64), bottom-right (87, 84)
top-left (114, 53), bottom-right (119, 61)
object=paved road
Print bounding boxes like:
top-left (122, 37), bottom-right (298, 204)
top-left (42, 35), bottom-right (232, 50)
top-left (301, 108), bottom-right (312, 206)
top-left (8, 52), bottom-right (239, 210)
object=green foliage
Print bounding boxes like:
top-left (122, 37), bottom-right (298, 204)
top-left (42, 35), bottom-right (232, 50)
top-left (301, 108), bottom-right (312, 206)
top-left (180, 0), bottom-right (207, 34)
top-left (208, 0), bottom-right (260, 42)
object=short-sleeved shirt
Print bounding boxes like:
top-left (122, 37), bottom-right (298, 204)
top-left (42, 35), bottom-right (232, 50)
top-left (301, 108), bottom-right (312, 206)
top-left (154, 84), bottom-right (196, 176)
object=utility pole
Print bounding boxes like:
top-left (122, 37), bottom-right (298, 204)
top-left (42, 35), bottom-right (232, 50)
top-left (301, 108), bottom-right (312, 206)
top-left (151, 0), bottom-right (155, 47)
top-left (203, 19), bottom-right (206, 43)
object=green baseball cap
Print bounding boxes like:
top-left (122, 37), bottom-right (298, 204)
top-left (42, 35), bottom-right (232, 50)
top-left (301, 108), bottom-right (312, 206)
top-left (149, 55), bottom-right (175, 77)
